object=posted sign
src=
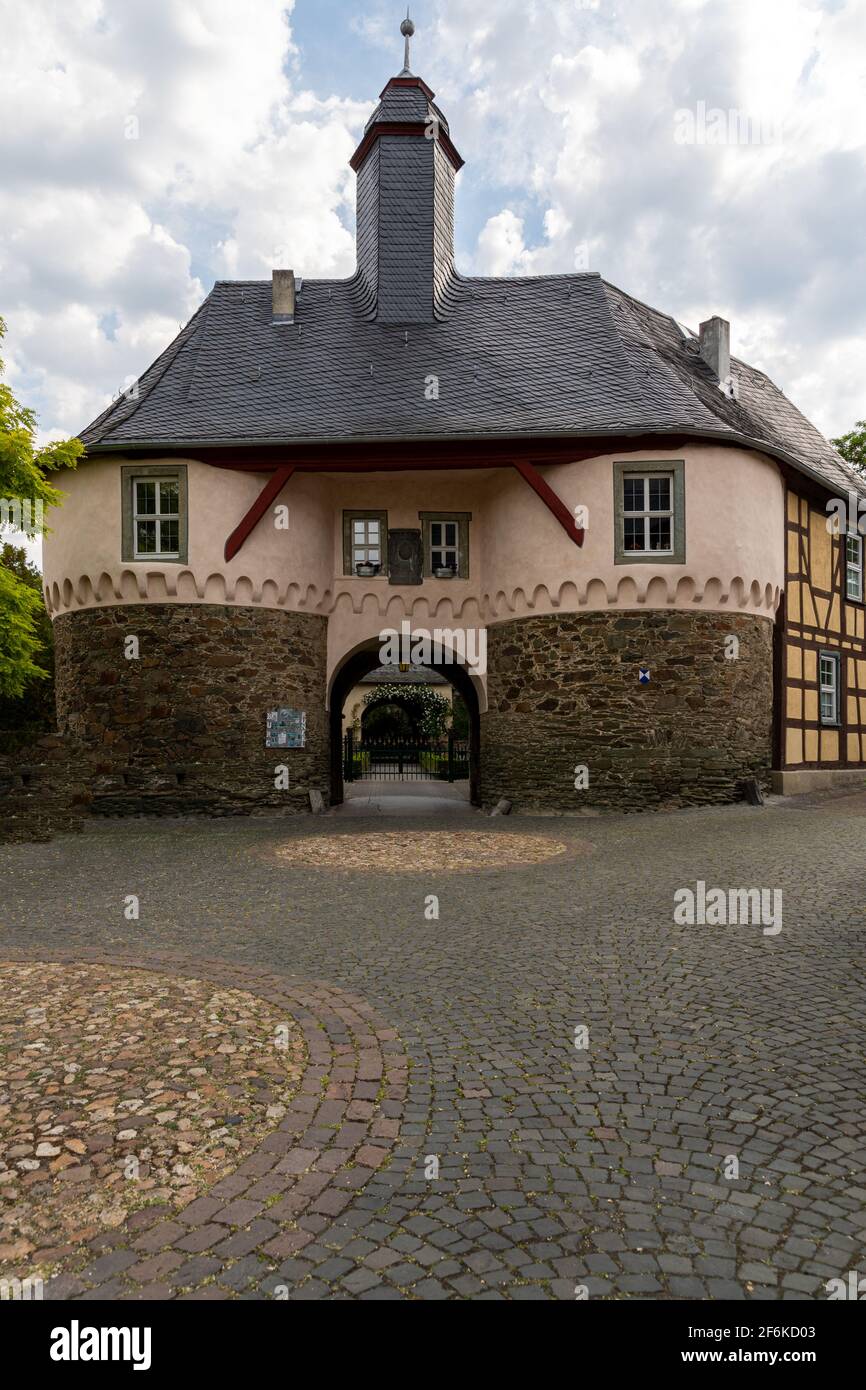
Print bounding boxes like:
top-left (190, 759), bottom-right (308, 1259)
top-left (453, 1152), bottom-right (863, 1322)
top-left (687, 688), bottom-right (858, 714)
top-left (266, 708), bottom-right (306, 748)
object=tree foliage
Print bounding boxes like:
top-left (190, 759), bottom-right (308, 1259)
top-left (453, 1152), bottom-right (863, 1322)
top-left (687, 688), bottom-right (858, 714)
top-left (362, 683), bottom-right (452, 738)
top-left (832, 420), bottom-right (866, 477)
top-left (0, 315), bottom-right (82, 698)
top-left (0, 543), bottom-right (55, 730)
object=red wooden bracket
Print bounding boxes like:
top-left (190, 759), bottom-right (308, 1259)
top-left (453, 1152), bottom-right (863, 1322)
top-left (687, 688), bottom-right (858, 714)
top-left (514, 460), bottom-right (584, 547)
top-left (223, 457), bottom-right (582, 562)
top-left (224, 465), bottom-right (294, 562)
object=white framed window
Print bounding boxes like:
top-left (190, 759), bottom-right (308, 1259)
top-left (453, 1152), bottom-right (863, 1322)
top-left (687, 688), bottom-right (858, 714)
top-left (430, 520), bottom-right (459, 572)
top-left (622, 473), bottom-right (673, 554)
top-left (133, 477), bottom-right (180, 558)
top-left (121, 465), bottom-right (187, 563)
top-left (343, 510), bottom-right (387, 574)
top-left (819, 651), bottom-right (841, 726)
top-left (846, 533), bottom-right (863, 601)
top-left (419, 512), bottom-right (470, 578)
top-left (614, 461), bottom-right (685, 564)
top-left (352, 517), bottom-right (381, 566)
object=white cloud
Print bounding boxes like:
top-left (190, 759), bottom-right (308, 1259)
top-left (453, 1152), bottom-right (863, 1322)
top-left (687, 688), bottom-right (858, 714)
top-left (426, 0), bottom-right (866, 436)
top-left (0, 0), bottom-right (362, 442)
top-left (474, 210), bottom-right (530, 276)
top-left (1, 0), bottom-right (863, 468)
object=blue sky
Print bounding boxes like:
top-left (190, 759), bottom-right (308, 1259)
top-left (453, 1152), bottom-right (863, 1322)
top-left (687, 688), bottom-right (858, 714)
top-left (1, 0), bottom-right (865, 538)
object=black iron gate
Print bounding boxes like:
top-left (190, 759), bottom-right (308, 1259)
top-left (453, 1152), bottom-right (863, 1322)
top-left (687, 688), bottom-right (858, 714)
top-left (343, 731), bottom-right (469, 782)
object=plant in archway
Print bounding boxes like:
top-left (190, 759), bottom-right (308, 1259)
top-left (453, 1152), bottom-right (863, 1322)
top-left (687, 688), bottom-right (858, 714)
top-left (361, 700), bottom-right (415, 740)
top-left (362, 683), bottom-right (451, 739)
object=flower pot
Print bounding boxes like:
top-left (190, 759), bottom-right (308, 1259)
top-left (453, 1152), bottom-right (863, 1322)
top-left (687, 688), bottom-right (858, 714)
top-left (355, 562), bottom-right (380, 577)
top-left (433, 566), bottom-right (456, 579)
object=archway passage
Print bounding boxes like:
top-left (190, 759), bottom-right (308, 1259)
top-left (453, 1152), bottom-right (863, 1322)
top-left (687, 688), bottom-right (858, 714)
top-left (361, 698), bottom-right (418, 742)
top-left (329, 646), bottom-right (481, 807)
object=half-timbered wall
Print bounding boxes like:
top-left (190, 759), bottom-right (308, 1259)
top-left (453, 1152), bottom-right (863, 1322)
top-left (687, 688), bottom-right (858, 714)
top-left (781, 488), bottom-right (866, 771)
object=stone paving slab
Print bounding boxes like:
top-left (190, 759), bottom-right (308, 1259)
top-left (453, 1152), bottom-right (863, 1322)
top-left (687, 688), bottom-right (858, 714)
top-left (1, 800), bottom-right (865, 1299)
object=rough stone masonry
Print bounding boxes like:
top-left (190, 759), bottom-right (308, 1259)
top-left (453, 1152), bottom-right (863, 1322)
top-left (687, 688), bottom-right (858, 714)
top-left (51, 603), bottom-right (329, 818)
top-left (481, 611), bottom-right (773, 811)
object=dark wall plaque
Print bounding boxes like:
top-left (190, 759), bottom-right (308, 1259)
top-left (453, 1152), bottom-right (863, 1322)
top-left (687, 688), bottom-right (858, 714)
top-left (388, 528), bottom-right (422, 585)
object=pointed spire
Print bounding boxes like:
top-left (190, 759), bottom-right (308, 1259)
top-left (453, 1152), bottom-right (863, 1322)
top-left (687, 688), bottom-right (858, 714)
top-left (399, 9), bottom-right (415, 75)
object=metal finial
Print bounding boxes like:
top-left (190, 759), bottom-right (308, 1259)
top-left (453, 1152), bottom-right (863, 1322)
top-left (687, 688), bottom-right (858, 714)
top-left (399, 8), bottom-right (415, 74)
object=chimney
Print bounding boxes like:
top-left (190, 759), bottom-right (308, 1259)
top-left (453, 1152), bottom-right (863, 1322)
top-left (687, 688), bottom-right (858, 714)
top-left (272, 269), bottom-right (295, 325)
top-left (699, 316), bottom-right (730, 383)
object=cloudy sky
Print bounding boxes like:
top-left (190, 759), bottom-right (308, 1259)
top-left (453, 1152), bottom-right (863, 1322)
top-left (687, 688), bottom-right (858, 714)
top-left (2, 0), bottom-right (865, 488)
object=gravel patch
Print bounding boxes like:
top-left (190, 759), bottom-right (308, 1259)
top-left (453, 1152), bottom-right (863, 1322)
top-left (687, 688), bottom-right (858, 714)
top-left (271, 828), bottom-right (570, 872)
top-left (0, 963), bottom-right (304, 1276)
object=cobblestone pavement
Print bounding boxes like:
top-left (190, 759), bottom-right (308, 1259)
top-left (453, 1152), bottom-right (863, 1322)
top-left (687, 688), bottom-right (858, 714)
top-left (1, 796), bottom-right (865, 1301)
top-left (0, 962), bottom-right (307, 1266)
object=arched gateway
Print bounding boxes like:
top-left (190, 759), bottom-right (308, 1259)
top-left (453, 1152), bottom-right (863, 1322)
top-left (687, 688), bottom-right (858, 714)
top-left (328, 640), bottom-right (482, 808)
top-left (40, 22), bottom-right (866, 818)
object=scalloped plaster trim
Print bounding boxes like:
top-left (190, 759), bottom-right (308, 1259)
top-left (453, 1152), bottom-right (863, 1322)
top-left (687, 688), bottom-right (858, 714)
top-left (45, 571), bottom-right (781, 621)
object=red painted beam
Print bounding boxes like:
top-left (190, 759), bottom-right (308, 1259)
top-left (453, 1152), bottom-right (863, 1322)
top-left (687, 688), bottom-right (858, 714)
top-left (224, 464), bottom-right (294, 562)
top-left (222, 456), bottom-right (582, 562)
top-left (514, 459), bottom-right (584, 547)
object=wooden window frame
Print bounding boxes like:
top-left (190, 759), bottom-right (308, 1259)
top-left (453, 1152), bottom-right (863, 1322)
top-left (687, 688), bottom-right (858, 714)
top-left (342, 510), bottom-right (388, 576)
top-left (121, 464), bottom-right (188, 564)
top-left (419, 511), bottom-right (471, 579)
top-left (613, 460), bottom-right (685, 565)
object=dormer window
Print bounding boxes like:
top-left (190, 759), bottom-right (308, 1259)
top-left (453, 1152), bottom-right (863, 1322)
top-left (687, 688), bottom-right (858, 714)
top-left (121, 464), bottom-right (188, 563)
top-left (613, 461), bottom-right (685, 564)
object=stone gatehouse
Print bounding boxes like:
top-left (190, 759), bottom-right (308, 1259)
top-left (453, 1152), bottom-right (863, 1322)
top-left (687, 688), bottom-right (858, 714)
top-left (28, 24), bottom-right (866, 826)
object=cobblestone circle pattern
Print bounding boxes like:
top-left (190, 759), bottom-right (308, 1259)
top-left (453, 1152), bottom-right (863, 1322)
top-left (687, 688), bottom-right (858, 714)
top-left (0, 962), bottom-right (305, 1274)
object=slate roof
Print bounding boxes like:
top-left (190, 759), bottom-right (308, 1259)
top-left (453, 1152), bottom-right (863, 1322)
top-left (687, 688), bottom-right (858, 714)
top-left (81, 269), bottom-right (857, 499)
top-left (81, 66), bottom-right (859, 504)
top-left (363, 77), bottom-right (450, 136)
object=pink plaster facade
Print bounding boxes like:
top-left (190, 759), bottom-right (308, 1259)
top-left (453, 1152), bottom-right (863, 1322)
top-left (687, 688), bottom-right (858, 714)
top-left (42, 441), bottom-right (785, 704)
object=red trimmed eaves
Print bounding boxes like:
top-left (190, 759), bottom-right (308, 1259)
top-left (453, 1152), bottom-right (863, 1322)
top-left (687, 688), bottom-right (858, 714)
top-left (379, 75), bottom-right (436, 102)
top-left (350, 122), bottom-right (464, 173)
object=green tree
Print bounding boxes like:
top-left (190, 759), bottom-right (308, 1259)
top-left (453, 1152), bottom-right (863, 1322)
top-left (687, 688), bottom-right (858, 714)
top-left (362, 683), bottom-right (451, 738)
top-left (832, 420), bottom-right (866, 476)
top-left (0, 543), bottom-right (56, 732)
top-left (0, 315), bottom-right (82, 697)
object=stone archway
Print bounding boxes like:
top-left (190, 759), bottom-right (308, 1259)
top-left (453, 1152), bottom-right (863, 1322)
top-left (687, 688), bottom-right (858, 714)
top-left (329, 643), bottom-right (481, 807)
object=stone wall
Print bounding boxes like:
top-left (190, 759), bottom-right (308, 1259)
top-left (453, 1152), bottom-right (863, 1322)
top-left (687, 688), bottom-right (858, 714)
top-left (52, 604), bottom-right (329, 816)
top-left (481, 611), bottom-right (774, 811)
top-left (0, 734), bottom-right (88, 843)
